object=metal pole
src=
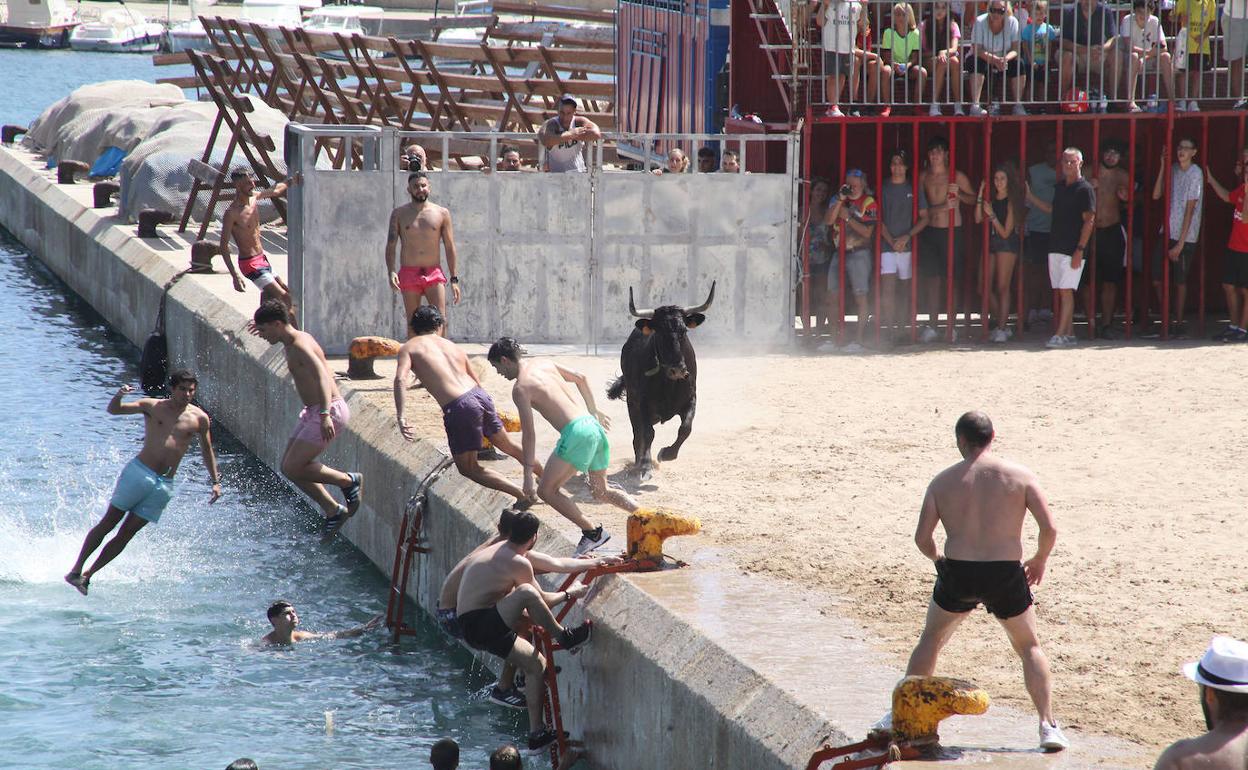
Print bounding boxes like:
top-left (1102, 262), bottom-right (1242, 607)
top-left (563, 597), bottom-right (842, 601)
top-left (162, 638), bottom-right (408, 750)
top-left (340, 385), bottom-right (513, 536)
top-left (802, 115), bottom-right (813, 336)
top-left (981, 118), bottom-right (992, 341)
top-left (874, 119), bottom-right (883, 344)
top-left (1017, 118), bottom-right (1027, 339)
top-left (947, 121), bottom-right (956, 342)
top-left (1199, 113), bottom-right (1209, 336)
top-left (1126, 116), bottom-right (1137, 340)
top-left (1163, 103), bottom-right (1175, 339)
top-left (1089, 115), bottom-right (1100, 339)
top-left (911, 120), bottom-right (919, 343)
top-left (838, 123), bottom-right (847, 344)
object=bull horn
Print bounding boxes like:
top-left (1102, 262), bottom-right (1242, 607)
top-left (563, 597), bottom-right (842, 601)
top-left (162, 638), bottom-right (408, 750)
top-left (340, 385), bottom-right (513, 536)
top-left (628, 287), bottom-right (655, 319)
top-left (684, 281), bottom-right (716, 315)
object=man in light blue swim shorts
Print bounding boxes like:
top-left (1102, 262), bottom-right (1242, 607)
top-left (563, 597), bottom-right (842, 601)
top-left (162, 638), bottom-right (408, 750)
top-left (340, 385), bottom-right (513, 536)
top-left (488, 338), bottom-right (640, 556)
top-left (65, 370), bottom-right (223, 596)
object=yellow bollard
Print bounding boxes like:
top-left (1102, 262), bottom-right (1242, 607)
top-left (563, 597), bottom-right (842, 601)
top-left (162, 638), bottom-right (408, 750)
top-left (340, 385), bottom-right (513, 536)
top-left (626, 507), bottom-right (701, 560)
top-left (890, 675), bottom-right (990, 743)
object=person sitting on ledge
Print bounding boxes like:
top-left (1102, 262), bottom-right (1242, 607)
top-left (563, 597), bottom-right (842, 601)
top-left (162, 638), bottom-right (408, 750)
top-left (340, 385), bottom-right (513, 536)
top-left (456, 510), bottom-right (591, 753)
top-left (260, 600), bottom-right (383, 645)
top-left (437, 507), bottom-right (620, 709)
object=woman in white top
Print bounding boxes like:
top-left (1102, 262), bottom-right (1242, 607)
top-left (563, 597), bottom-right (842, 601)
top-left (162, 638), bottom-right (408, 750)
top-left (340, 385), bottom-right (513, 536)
top-left (1121, 0), bottom-right (1174, 111)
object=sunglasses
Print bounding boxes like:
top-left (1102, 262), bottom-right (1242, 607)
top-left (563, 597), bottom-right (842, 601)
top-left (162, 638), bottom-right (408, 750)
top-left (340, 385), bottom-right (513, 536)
top-left (989, 7), bottom-right (1006, 13)
top-left (1178, 144), bottom-right (1197, 150)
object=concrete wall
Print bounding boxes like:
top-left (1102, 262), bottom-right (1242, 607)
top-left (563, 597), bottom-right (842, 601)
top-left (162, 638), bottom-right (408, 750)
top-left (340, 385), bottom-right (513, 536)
top-left (286, 127), bottom-right (797, 354)
top-left (0, 145), bottom-right (835, 770)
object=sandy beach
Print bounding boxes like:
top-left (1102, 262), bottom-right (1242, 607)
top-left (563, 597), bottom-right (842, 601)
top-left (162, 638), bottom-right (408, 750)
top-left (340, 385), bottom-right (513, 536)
top-left (353, 334), bottom-right (1247, 758)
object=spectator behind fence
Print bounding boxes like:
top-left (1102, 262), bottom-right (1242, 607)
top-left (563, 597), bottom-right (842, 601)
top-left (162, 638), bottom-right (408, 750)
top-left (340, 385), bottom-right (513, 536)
top-left (915, 135), bottom-right (976, 342)
top-left (1150, 137), bottom-right (1203, 337)
top-left (879, 150), bottom-right (919, 336)
top-left (1120, 0), bottom-right (1174, 112)
top-left (498, 146), bottom-right (523, 172)
top-left (1020, 0), bottom-right (1057, 97)
top-left (881, 3), bottom-right (928, 112)
top-left (1024, 142), bottom-right (1057, 329)
top-left (721, 149), bottom-right (741, 173)
top-left (923, 2), bottom-right (964, 115)
top-left (401, 142), bottom-right (427, 172)
top-left (696, 146), bottom-right (718, 173)
top-left (651, 148), bottom-right (689, 175)
top-left (817, 0), bottom-right (862, 117)
top-left (431, 737), bottom-right (459, 770)
top-left (1092, 141), bottom-right (1130, 338)
top-left (822, 168), bottom-right (878, 353)
top-left (975, 161), bottom-right (1024, 341)
top-left (1032, 147), bottom-right (1095, 348)
top-left (1226, 0), bottom-right (1248, 109)
top-left (801, 178), bottom-right (834, 333)
top-left (1205, 146), bottom-right (1248, 341)
top-left (1172, 0), bottom-right (1215, 112)
top-left (967, 0), bottom-right (1027, 115)
top-left (852, 9), bottom-right (885, 114)
top-left (1154, 636), bottom-right (1248, 770)
top-left (540, 95), bottom-right (600, 172)
top-left (1058, 0), bottom-right (1119, 107)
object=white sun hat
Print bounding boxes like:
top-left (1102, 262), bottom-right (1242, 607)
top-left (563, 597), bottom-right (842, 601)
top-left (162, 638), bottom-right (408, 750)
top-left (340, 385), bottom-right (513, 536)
top-left (1184, 636), bottom-right (1248, 694)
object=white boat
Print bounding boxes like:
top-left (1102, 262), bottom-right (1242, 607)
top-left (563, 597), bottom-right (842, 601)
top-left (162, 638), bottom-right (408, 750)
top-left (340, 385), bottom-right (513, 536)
top-left (303, 5), bottom-right (384, 36)
top-left (0, 0), bottom-right (79, 49)
top-left (70, 5), bottom-right (165, 52)
top-left (165, 0), bottom-right (218, 52)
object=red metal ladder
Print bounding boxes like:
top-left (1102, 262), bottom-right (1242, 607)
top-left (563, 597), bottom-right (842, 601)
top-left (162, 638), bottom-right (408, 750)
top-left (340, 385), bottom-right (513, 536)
top-left (385, 456), bottom-right (455, 643)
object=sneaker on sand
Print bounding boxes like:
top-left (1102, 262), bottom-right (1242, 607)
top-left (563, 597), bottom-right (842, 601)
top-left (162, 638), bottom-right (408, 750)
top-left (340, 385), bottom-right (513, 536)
top-left (488, 685), bottom-right (527, 710)
top-left (989, 328), bottom-right (1007, 343)
top-left (919, 325), bottom-right (939, 343)
top-left (559, 622), bottom-right (592, 654)
top-left (1064, 335), bottom-right (1078, 346)
top-left (1039, 720), bottom-right (1070, 751)
top-left (1214, 324), bottom-right (1238, 342)
top-left (574, 526), bottom-right (611, 556)
top-left (1046, 334), bottom-right (1067, 348)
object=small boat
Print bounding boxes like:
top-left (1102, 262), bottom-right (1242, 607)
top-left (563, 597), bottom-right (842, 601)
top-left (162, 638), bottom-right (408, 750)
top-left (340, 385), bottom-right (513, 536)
top-left (234, 0), bottom-right (318, 45)
top-left (0, 0), bottom-right (79, 49)
top-left (70, 4), bottom-right (164, 52)
top-left (165, 0), bottom-right (218, 52)
top-left (305, 5), bottom-right (386, 58)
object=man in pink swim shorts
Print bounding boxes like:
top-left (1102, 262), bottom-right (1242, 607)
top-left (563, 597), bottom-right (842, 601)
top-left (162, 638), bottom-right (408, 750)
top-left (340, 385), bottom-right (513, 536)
top-left (221, 169), bottom-right (300, 325)
top-left (386, 172), bottom-right (462, 337)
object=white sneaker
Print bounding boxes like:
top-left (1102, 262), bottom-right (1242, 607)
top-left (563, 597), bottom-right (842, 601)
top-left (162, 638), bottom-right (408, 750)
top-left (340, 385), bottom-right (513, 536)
top-left (825, 106), bottom-right (845, 118)
top-left (1039, 721), bottom-right (1070, 751)
top-left (953, 104), bottom-right (965, 116)
top-left (871, 711), bottom-right (894, 731)
top-left (1236, 98), bottom-right (1248, 110)
top-left (929, 102), bottom-right (942, 116)
top-left (1177, 100), bottom-right (1189, 112)
top-left (817, 340), bottom-right (839, 353)
top-left (970, 104), bottom-right (987, 116)
top-left (1045, 334), bottom-right (1065, 348)
top-left (1064, 335), bottom-right (1078, 346)
top-left (989, 328), bottom-right (1006, 343)
top-left (842, 341), bottom-right (865, 354)
top-left (1012, 103), bottom-right (1027, 115)
top-left (919, 325), bottom-right (939, 343)
top-left (1004, 325), bottom-right (1014, 339)
top-left (1188, 100), bottom-right (1200, 112)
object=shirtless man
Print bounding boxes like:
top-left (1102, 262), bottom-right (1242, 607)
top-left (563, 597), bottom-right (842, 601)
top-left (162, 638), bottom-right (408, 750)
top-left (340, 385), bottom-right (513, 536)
top-left (1155, 636), bottom-right (1248, 770)
top-left (251, 299), bottom-right (363, 537)
top-left (220, 170), bottom-right (299, 324)
top-left (1092, 142), bottom-right (1130, 337)
top-left (65, 370), bottom-right (222, 595)
top-left (437, 507), bottom-right (620, 708)
top-left (897, 411), bottom-right (1069, 751)
top-left (394, 306), bottom-right (537, 504)
top-left (456, 509), bottom-right (592, 753)
top-left (386, 172), bottom-right (461, 337)
top-left (488, 337), bottom-right (638, 556)
top-left (914, 136), bottom-right (976, 341)
top-left (260, 600), bottom-right (383, 645)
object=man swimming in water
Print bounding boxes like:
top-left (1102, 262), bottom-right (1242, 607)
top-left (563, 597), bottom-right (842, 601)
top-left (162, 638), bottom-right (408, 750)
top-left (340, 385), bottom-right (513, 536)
top-left (260, 600), bottom-right (383, 645)
top-left (488, 338), bottom-right (638, 556)
top-left (65, 370), bottom-right (222, 595)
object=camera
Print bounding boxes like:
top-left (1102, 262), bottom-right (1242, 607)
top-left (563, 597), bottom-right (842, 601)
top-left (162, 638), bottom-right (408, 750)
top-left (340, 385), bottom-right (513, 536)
top-left (406, 154), bottom-right (423, 171)
top-left (839, 184), bottom-right (852, 198)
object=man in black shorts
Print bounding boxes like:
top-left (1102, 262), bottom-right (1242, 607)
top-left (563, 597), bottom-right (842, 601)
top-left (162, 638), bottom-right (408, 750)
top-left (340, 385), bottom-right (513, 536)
top-left (456, 510), bottom-right (592, 753)
top-left (894, 411), bottom-right (1069, 751)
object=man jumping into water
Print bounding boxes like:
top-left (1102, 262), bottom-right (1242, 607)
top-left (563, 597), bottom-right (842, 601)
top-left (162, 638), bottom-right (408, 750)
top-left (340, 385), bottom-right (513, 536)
top-left (260, 600), bottom-right (383, 645)
top-left (386, 172), bottom-right (461, 336)
top-left (457, 509), bottom-right (591, 753)
top-left (220, 170), bottom-right (300, 324)
top-left (394, 306), bottom-right (537, 505)
top-left (65, 370), bottom-right (222, 595)
top-left (251, 299), bottom-right (363, 538)
top-left (488, 338), bottom-right (637, 556)
top-left (895, 411), bottom-right (1069, 751)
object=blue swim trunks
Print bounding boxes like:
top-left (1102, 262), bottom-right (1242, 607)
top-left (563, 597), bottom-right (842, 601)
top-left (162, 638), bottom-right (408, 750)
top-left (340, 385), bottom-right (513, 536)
top-left (109, 458), bottom-right (176, 523)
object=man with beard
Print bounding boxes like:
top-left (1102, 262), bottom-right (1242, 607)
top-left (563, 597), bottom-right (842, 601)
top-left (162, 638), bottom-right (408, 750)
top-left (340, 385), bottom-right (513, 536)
top-left (385, 172), bottom-right (461, 336)
top-left (1092, 141), bottom-right (1129, 337)
top-left (1154, 636), bottom-right (1248, 770)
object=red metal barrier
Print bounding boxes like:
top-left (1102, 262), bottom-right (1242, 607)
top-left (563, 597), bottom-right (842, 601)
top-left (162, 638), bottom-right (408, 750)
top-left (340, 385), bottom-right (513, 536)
top-left (385, 457), bottom-right (454, 643)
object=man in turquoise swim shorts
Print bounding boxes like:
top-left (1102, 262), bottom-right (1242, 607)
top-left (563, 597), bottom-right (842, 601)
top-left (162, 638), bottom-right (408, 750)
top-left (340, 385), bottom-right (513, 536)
top-left (65, 370), bottom-right (223, 596)
top-left (488, 338), bottom-right (639, 556)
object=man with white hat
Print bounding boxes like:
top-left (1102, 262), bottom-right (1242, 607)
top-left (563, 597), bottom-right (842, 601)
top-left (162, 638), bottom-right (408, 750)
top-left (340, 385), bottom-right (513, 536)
top-left (1155, 636), bottom-right (1248, 770)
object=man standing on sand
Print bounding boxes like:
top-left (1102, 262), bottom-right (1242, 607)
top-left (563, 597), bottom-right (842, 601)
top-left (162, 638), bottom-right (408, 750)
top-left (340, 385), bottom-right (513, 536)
top-left (394, 307), bottom-right (538, 506)
top-left (488, 338), bottom-right (637, 556)
top-left (250, 299), bottom-right (363, 537)
top-left (65, 370), bottom-right (222, 595)
top-left (895, 411), bottom-right (1069, 752)
top-left (220, 170), bottom-right (300, 324)
top-left (260, 600), bottom-right (384, 645)
top-left (457, 510), bottom-right (592, 753)
top-left (386, 172), bottom-right (461, 337)
top-left (1154, 636), bottom-right (1248, 770)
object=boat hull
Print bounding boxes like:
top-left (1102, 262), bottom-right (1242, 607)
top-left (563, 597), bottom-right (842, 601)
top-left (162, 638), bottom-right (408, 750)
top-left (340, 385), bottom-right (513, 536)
top-left (0, 23), bottom-right (76, 48)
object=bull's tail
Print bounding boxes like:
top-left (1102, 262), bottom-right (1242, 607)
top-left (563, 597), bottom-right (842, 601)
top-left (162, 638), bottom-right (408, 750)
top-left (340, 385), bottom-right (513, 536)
top-left (606, 375), bottom-right (627, 401)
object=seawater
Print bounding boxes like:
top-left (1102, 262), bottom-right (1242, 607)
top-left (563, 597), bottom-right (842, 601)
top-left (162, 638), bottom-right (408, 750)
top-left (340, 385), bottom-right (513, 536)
top-left (0, 55), bottom-right (517, 770)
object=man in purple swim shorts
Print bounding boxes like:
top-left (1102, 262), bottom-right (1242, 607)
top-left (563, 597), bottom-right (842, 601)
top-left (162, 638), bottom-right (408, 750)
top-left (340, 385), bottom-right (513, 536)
top-left (393, 306), bottom-right (540, 505)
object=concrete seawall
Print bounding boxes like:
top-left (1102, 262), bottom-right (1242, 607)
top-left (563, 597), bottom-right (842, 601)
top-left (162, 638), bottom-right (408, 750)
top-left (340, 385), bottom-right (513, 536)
top-left (1, 144), bottom-right (1142, 769)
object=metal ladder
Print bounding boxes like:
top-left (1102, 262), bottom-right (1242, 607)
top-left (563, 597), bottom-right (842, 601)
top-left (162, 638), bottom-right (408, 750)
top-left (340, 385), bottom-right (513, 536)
top-left (385, 456), bottom-right (455, 643)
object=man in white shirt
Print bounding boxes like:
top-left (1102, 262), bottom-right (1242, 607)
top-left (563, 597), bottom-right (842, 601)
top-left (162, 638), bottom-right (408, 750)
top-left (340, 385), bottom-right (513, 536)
top-left (816, 0), bottom-right (861, 117)
top-left (966, 0), bottom-right (1027, 114)
top-left (1120, 0), bottom-right (1175, 111)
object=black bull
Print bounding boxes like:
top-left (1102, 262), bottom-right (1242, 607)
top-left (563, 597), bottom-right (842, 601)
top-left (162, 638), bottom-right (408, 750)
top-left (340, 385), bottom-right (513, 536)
top-left (606, 282), bottom-right (715, 478)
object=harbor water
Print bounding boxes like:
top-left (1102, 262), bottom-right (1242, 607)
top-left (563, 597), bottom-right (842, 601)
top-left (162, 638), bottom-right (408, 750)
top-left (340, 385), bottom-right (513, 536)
top-left (0, 53), bottom-right (518, 770)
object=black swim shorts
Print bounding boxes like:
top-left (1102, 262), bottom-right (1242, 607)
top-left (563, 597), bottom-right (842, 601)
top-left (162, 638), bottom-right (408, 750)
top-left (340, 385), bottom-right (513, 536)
top-left (458, 606), bottom-right (517, 658)
top-left (932, 558), bottom-right (1033, 620)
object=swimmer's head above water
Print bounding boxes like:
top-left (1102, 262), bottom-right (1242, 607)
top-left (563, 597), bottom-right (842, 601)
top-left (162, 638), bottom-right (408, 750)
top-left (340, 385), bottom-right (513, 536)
top-left (266, 600), bottom-right (298, 632)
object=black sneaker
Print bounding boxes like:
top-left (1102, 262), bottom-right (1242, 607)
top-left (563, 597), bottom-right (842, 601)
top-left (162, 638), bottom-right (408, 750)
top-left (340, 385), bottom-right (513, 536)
top-left (559, 622), bottom-right (592, 654)
top-left (526, 728), bottom-right (568, 753)
top-left (573, 526), bottom-right (610, 556)
top-left (342, 472), bottom-right (363, 515)
top-left (488, 685), bottom-right (526, 710)
top-left (1234, 329), bottom-right (1248, 342)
